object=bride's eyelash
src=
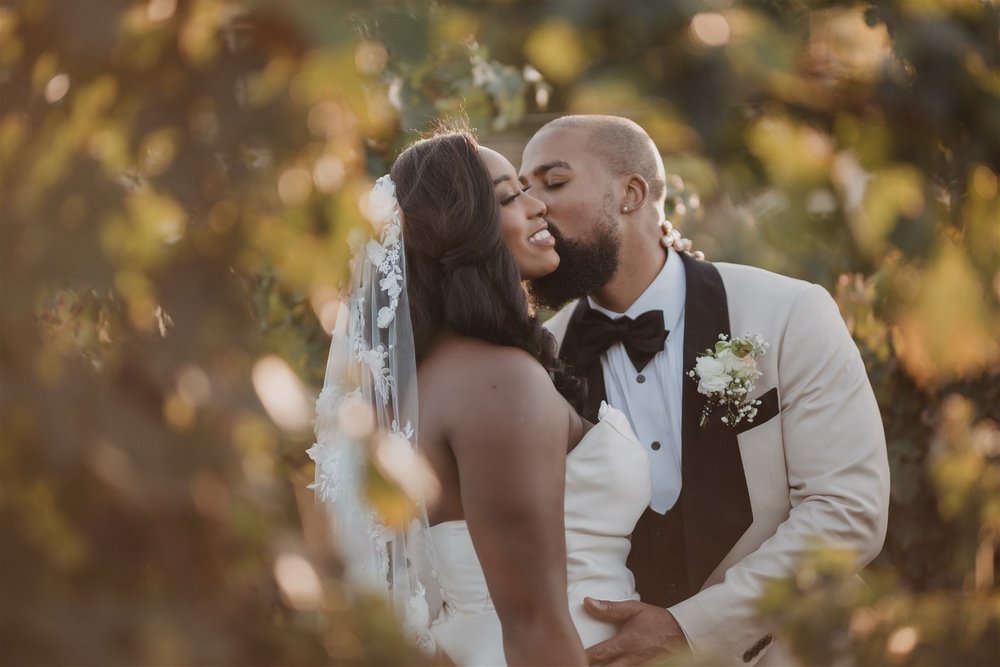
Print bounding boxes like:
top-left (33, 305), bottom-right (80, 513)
top-left (546, 182), bottom-right (566, 190)
top-left (500, 187), bottom-right (531, 206)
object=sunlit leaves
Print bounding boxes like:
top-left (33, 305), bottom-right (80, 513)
top-left (178, 0), bottom-right (239, 65)
top-left (469, 50), bottom-right (527, 131)
top-left (759, 542), bottom-right (868, 666)
top-left (0, 112), bottom-right (28, 161)
top-left (2, 0), bottom-right (997, 664)
top-left (291, 48), bottom-right (364, 109)
top-left (230, 409), bottom-right (279, 482)
top-left (14, 73), bottom-right (121, 215)
top-left (689, 12), bottom-right (732, 49)
top-left (834, 114), bottom-right (891, 169)
top-left (661, 154), bottom-right (718, 202)
top-left (251, 354), bottom-right (314, 434)
top-left (964, 164), bottom-right (1000, 274)
top-left (568, 79), bottom-right (703, 153)
top-left (897, 0), bottom-right (988, 20)
top-left (809, 6), bottom-right (893, 84)
top-left (895, 243), bottom-right (1000, 385)
top-left (101, 189), bottom-right (187, 272)
top-left (429, 6), bottom-right (480, 46)
top-left (852, 164), bottom-right (925, 256)
top-left (0, 6), bottom-right (20, 62)
top-left (14, 480), bottom-right (89, 573)
top-left (30, 50), bottom-right (60, 93)
top-left (384, 40), bottom-right (533, 133)
top-left (834, 272), bottom-right (892, 362)
top-left (273, 551), bottom-right (323, 611)
top-left (929, 396), bottom-right (1000, 538)
top-left (761, 396), bottom-right (1000, 665)
top-left (523, 18), bottom-right (589, 85)
top-left (0, 1), bottom-right (404, 662)
top-left (138, 126), bottom-right (180, 176)
top-left (760, 396), bottom-right (1000, 664)
top-left (746, 114), bottom-right (833, 189)
top-left (34, 287), bottom-right (124, 373)
top-left (243, 54), bottom-right (296, 107)
top-left (764, 555), bottom-right (1000, 665)
top-left (722, 8), bottom-right (804, 97)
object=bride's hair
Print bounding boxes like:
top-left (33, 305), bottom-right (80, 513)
top-left (390, 130), bottom-right (585, 409)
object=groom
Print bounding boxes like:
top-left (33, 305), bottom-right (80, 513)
top-left (520, 115), bottom-right (890, 665)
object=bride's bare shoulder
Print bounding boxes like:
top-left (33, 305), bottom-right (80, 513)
top-left (420, 334), bottom-right (563, 433)
top-left (421, 334), bottom-right (545, 381)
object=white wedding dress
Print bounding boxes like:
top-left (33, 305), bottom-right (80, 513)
top-left (425, 403), bottom-right (652, 666)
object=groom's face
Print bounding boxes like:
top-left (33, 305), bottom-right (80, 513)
top-left (519, 126), bottom-right (621, 309)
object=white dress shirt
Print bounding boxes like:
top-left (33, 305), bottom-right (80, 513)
top-left (588, 247), bottom-right (686, 513)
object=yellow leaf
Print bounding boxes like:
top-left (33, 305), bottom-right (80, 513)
top-left (746, 114), bottom-right (833, 188)
top-left (853, 164), bottom-right (924, 255)
top-left (524, 19), bottom-right (588, 85)
top-left (896, 244), bottom-right (1000, 385)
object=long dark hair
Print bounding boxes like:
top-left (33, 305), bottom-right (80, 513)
top-left (390, 131), bottom-right (584, 409)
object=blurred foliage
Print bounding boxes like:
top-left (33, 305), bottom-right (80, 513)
top-left (1, 0), bottom-right (998, 665)
top-left (0, 0), bottom-right (425, 663)
top-left (758, 396), bottom-right (999, 666)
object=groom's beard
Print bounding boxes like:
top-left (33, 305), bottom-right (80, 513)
top-left (528, 210), bottom-right (621, 311)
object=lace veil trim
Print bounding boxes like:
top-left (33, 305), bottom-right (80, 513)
top-left (308, 176), bottom-right (441, 652)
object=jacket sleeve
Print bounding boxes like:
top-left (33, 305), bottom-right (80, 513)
top-left (668, 283), bottom-right (890, 663)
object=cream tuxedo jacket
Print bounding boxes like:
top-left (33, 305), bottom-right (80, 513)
top-left (545, 255), bottom-right (890, 665)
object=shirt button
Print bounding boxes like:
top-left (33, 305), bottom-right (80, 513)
top-left (651, 441), bottom-right (661, 451)
top-left (636, 374), bottom-right (646, 383)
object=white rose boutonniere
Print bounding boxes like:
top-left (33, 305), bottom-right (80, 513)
top-left (688, 333), bottom-right (770, 428)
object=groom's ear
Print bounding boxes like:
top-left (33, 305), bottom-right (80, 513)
top-left (620, 174), bottom-right (650, 214)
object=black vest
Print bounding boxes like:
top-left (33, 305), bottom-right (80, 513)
top-left (557, 253), bottom-right (753, 604)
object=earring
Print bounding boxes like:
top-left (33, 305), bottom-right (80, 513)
top-left (622, 206), bottom-right (629, 213)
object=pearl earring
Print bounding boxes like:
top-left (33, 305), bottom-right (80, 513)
top-left (622, 206), bottom-right (629, 212)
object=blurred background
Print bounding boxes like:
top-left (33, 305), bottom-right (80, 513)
top-left (1, 0), bottom-right (997, 664)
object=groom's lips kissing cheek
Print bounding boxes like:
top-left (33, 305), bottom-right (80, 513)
top-left (528, 216), bottom-right (621, 310)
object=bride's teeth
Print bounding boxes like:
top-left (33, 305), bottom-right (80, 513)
top-left (529, 229), bottom-right (552, 242)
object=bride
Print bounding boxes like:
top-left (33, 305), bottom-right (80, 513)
top-left (315, 130), bottom-right (685, 666)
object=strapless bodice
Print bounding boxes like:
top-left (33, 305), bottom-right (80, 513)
top-left (426, 403), bottom-right (651, 666)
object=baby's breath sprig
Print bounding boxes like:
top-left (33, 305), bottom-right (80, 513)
top-left (688, 333), bottom-right (770, 428)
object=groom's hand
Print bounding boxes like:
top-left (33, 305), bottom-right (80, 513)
top-left (583, 597), bottom-right (688, 666)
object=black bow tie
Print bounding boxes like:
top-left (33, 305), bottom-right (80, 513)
top-left (576, 308), bottom-right (668, 372)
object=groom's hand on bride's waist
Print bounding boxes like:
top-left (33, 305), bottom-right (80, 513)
top-left (583, 597), bottom-right (688, 666)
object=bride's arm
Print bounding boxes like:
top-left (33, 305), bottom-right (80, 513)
top-left (444, 346), bottom-right (586, 667)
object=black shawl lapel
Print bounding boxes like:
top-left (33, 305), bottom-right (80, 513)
top-left (558, 299), bottom-right (608, 423)
top-left (678, 252), bottom-right (753, 592)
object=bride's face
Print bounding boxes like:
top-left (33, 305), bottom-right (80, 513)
top-left (478, 147), bottom-right (559, 280)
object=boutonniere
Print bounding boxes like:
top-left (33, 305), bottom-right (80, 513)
top-left (688, 333), bottom-right (770, 428)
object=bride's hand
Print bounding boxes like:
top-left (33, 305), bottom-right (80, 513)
top-left (660, 220), bottom-right (704, 260)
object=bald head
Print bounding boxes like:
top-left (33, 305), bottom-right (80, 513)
top-left (538, 115), bottom-right (666, 206)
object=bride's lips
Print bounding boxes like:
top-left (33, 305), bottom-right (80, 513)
top-left (527, 223), bottom-right (556, 247)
